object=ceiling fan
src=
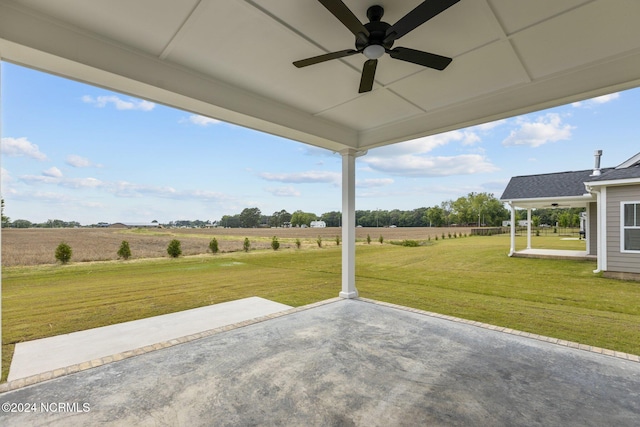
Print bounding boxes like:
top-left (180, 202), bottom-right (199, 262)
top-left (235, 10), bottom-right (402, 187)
top-left (293, 0), bottom-right (459, 93)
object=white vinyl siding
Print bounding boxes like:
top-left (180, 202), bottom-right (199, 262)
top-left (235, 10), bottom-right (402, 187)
top-left (606, 186), bottom-right (640, 274)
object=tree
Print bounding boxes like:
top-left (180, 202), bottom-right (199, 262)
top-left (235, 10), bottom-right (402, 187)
top-left (320, 211), bottom-right (341, 227)
top-left (239, 207), bottom-right (261, 228)
top-left (12, 219), bottom-right (32, 228)
top-left (220, 214), bottom-right (241, 228)
top-left (291, 210), bottom-right (317, 227)
top-left (426, 206), bottom-right (445, 227)
top-left (243, 237), bottom-right (251, 252)
top-left (167, 239), bottom-right (182, 258)
top-left (209, 237), bottom-right (219, 254)
top-left (269, 209), bottom-right (291, 228)
top-left (55, 242), bottom-right (72, 264)
top-left (117, 240), bottom-right (132, 260)
top-left (1, 198), bottom-right (10, 227)
top-left (271, 236), bottom-right (280, 250)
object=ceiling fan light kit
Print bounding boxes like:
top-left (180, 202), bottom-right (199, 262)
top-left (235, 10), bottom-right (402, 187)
top-left (293, 0), bottom-right (459, 93)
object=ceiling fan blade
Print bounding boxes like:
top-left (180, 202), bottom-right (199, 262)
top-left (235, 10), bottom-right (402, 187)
top-left (293, 49), bottom-right (359, 68)
top-left (318, 0), bottom-right (369, 42)
top-left (384, 0), bottom-right (459, 43)
top-left (389, 47), bottom-right (452, 70)
top-left (358, 59), bottom-right (377, 93)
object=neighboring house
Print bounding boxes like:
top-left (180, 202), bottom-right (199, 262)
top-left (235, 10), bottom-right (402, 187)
top-left (310, 220), bottom-right (326, 228)
top-left (500, 151), bottom-right (640, 280)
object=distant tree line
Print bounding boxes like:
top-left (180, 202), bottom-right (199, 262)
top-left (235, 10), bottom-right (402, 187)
top-left (215, 192), bottom-right (511, 228)
top-left (1, 193), bottom-right (584, 229)
top-left (519, 208), bottom-right (583, 228)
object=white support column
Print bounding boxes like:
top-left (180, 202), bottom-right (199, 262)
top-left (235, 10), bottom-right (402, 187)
top-left (509, 203), bottom-right (516, 256)
top-left (339, 149), bottom-right (358, 298)
top-left (526, 208), bottom-right (532, 249)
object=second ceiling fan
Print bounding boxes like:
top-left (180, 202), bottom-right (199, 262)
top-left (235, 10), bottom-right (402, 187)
top-left (293, 0), bottom-right (460, 93)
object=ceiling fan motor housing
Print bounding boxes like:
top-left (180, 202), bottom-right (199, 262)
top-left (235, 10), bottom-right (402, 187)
top-left (356, 6), bottom-right (394, 52)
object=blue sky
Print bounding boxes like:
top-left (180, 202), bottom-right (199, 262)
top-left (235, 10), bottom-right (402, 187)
top-left (1, 61), bottom-right (638, 225)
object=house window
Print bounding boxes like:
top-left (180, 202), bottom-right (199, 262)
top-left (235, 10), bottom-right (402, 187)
top-left (622, 202), bottom-right (640, 251)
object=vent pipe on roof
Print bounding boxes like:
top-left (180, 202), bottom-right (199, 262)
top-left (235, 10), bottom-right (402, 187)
top-left (592, 150), bottom-right (603, 176)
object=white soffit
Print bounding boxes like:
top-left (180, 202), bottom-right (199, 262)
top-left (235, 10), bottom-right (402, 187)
top-left (1, 0), bottom-right (640, 153)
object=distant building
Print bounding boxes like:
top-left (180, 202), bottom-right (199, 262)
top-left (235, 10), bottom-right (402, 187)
top-left (310, 220), bottom-right (326, 228)
top-left (108, 222), bottom-right (160, 229)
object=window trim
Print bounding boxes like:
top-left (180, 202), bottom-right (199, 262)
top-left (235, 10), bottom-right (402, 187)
top-left (620, 201), bottom-right (640, 253)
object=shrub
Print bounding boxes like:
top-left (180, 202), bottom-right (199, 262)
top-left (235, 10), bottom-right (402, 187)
top-left (442, 233), bottom-right (446, 239)
top-left (448, 232), bottom-right (452, 239)
top-left (402, 239), bottom-right (420, 247)
top-left (243, 238), bottom-right (251, 252)
top-left (316, 236), bottom-right (322, 248)
top-left (209, 237), bottom-right (219, 254)
top-left (435, 235), bottom-right (439, 241)
top-left (271, 236), bottom-right (280, 251)
top-left (117, 240), bottom-right (131, 260)
top-left (295, 238), bottom-right (301, 249)
top-left (167, 239), bottom-right (182, 258)
top-left (378, 235), bottom-right (384, 244)
top-left (55, 242), bottom-right (72, 264)
top-left (366, 234), bottom-right (371, 245)
top-left (335, 235), bottom-right (341, 246)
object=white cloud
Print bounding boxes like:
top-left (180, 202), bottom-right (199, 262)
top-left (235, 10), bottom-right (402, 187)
top-left (356, 178), bottom-right (394, 188)
top-left (185, 115), bottom-right (221, 126)
top-left (372, 131), bottom-right (468, 157)
top-left (502, 113), bottom-right (574, 148)
top-left (1, 137), bottom-right (47, 160)
top-left (82, 95), bottom-right (155, 111)
top-left (43, 167), bottom-right (63, 178)
top-left (60, 177), bottom-right (104, 189)
top-left (258, 171), bottom-right (341, 185)
top-left (2, 167), bottom-right (13, 183)
top-left (363, 154), bottom-right (498, 177)
top-left (472, 119), bottom-right (508, 132)
top-left (572, 92), bottom-right (620, 108)
top-left (66, 155), bottom-right (96, 168)
top-left (264, 186), bottom-right (301, 197)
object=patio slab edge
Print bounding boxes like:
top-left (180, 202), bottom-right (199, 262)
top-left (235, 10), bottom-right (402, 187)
top-left (357, 297), bottom-right (640, 362)
top-left (0, 297), bottom-right (342, 394)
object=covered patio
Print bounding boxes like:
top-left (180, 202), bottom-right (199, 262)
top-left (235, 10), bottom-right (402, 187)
top-left (2, 1), bottom-right (640, 422)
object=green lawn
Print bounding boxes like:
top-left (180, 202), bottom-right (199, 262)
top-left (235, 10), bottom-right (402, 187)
top-left (3, 234), bottom-right (640, 382)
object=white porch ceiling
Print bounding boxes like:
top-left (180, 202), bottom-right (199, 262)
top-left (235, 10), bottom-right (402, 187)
top-left (1, 0), bottom-right (640, 152)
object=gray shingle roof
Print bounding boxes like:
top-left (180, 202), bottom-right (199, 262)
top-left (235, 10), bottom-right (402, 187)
top-left (586, 164), bottom-right (640, 181)
top-left (500, 152), bottom-right (640, 201)
top-left (500, 169), bottom-right (613, 200)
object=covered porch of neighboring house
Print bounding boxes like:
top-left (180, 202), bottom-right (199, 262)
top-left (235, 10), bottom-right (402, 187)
top-left (504, 195), bottom-right (596, 261)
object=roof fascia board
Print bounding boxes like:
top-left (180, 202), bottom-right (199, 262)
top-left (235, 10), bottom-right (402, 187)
top-left (585, 177), bottom-right (640, 188)
top-left (0, 2), bottom-right (358, 152)
top-left (615, 152), bottom-right (640, 169)
top-left (502, 194), bottom-right (594, 207)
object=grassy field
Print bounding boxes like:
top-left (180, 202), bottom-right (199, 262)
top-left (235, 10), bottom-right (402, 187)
top-left (1, 226), bottom-right (473, 266)
top-left (3, 230), bottom-right (639, 383)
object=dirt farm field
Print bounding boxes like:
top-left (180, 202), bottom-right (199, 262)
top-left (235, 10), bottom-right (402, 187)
top-left (1, 226), bottom-right (474, 267)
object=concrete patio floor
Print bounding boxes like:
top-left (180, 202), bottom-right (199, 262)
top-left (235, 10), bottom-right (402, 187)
top-left (1, 298), bottom-right (639, 426)
top-left (511, 248), bottom-right (596, 261)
